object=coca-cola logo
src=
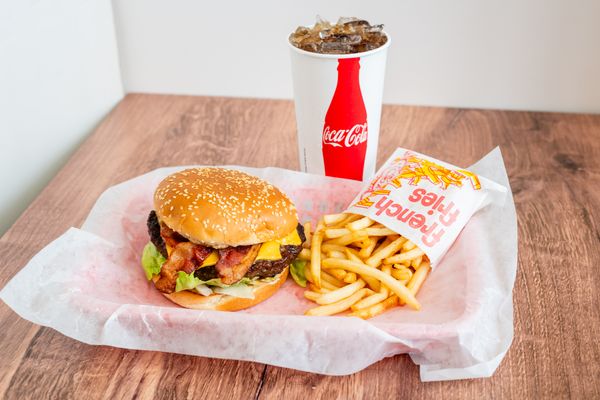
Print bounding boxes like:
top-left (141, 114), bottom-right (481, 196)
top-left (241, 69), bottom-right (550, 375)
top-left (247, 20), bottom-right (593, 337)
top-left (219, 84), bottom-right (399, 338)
top-left (322, 123), bottom-right (368, 148)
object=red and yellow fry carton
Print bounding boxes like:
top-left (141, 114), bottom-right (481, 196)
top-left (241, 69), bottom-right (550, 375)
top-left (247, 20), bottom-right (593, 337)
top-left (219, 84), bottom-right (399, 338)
top-left (345, 148), bottom-right (508, 267)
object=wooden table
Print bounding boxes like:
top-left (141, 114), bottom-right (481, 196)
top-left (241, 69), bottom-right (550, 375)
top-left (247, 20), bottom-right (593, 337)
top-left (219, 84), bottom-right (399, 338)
top-left (1, 94), bottom-right (599, 399)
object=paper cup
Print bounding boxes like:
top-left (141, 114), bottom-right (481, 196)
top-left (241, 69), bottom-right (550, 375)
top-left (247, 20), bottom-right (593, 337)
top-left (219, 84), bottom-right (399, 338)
top-left (288, 33), bottom-right (390, 182)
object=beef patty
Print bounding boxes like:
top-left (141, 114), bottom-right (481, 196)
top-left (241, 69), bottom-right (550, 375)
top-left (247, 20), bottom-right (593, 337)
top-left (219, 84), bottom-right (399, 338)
top-left (147, 210), bottom-right (167, 258)
top-left (194, 243), bottom-right (302, 281)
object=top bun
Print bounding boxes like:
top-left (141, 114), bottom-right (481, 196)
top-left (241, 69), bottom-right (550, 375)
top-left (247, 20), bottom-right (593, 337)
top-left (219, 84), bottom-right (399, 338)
top-left (154, 168), bottom-right (298, 248)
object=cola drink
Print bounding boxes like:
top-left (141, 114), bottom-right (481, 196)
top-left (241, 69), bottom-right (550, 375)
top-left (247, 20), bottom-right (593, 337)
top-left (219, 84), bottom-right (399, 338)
top-left (290, 16), bottom-right (387, 54)
top-left (289, 16), bottom-right (390, 181)
top-left (322, 58), bottom-right (368, 180)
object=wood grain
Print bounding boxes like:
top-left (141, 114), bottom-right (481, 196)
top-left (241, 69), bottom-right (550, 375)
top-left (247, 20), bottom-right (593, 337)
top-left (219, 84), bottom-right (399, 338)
top-left (1, 94), bottom-right (599, 399)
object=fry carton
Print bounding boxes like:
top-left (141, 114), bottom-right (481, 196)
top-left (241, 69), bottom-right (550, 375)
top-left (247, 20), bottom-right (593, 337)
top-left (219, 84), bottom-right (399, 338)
top-left (346, 148), bottom-right (507, 267)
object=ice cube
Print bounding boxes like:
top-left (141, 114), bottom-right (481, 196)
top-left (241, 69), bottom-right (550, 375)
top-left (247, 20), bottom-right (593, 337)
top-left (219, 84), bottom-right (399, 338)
top-left (290, 16), bottom-right (386, 54)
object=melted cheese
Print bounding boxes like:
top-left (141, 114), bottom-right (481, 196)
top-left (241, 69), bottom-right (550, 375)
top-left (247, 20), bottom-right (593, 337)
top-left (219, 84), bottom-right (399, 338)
top-left (255, 228), bottom-right (302, 260)
top-left (256, 240), bottom-right (282, 260)
top-left (278, 228), bottom-right (302, 246)
top-left (200, 251), bottom-right (219, 267)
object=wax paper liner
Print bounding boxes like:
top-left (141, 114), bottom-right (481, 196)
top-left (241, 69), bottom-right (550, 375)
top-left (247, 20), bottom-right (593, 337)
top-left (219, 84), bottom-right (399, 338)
top-left (0, 148), bottom-right (517, 381)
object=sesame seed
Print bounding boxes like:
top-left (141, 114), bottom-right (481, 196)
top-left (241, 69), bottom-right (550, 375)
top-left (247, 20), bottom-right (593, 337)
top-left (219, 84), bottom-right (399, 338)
top-left (153, 167), bottom-right (296, 237)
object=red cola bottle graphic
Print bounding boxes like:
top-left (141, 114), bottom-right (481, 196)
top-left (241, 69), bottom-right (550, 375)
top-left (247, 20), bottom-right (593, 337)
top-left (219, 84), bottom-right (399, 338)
top-left (322, 57), bottom-right (368, 181)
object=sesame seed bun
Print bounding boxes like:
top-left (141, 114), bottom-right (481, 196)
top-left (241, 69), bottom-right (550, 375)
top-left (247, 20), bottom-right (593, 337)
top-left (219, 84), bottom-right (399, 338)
top-left (157, 267), bottom-right (288, 311)
top-left (154, 168), bottom-right (298, 248)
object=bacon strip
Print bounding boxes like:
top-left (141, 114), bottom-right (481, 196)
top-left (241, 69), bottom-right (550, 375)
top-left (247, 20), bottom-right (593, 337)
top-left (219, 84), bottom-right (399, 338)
top-left (154, 242), bottom-right (211, 293)
top-left (193, 246), bottom-right (212, 263)
top-left (215, 244), bottom-right (261, 285)
top-left (160, 222), bottom-right (186, 249)
top-left (153, 219), bottom-right (262, 292)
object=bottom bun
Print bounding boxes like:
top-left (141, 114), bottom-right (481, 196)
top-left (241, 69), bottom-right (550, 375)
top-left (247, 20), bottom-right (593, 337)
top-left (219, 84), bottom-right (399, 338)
top-left (160, 267), bottom-right (289, 311)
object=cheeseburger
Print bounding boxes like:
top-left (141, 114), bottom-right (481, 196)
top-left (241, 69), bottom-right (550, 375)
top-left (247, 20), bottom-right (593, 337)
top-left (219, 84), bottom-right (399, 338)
top-left (141, 167), bottom-right (305, 310)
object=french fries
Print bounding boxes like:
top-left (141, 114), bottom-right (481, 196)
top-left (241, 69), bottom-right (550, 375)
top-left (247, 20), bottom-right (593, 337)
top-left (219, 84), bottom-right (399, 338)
top-left (364, 227), bottom-right (397, 236)
top-left (320, 279), bottom-right (342, 291)
top-left (344, 248), bottom-right (361, 261)
top-left (411, 255), bottom-right (423, 268)
top-left (327, 250), bottom-right (347, 259)
top-left (305, 288), bottom-right (372, 316)
top-left (303, 222), bottom-right (312, 248)
top-left (398, 262), bottom-right (431, 306)
top-left (322, 258), bottom-right (420, 310)
top-left (365, 237), bottom-right (407, 267)
top-left (321, 270), bottom-right (345, 288)
top-left (298, 248), bottom-right (311, 260)
top-left (308, 283), bottom-right (329, 293)
top-left (304, 263), bottom-right (313, 283)
top-left (407, 262), bottom-right (431, 294)
top-left (327, 268), bottom-right (347, 281)
top-left (323, 213), bottom-right (347, 225)
top-left (351, 291), bottom-right (387, 311)
top-left (358, 274), bottom-right (381, 292)
top-left (384, 247), bottom-right (425, 264)
top-left (316, 279), bottom-right (366, 305)
top-left (303, 291), bottom-right (322, 301)
top-left (324, 228), bottom-right (350, 239)
top-left (358, 238), bottom-right (379, 258)
top-left (310, 218), bottom-right (325, 288)
top-left (298, 213), bottom-right (431, 319)
top-left (350, 295), bottom-right (399, 319)
top-left (391, 265), bottom-right (413, 281)
top-left (326, 231), bottom-right (369, 246)
top-left (347, 216), bottom-right (374, 231)
top-left (402, 240), bottom-right (417, 251)
top-left (321, 243), bottom-right (350, 253)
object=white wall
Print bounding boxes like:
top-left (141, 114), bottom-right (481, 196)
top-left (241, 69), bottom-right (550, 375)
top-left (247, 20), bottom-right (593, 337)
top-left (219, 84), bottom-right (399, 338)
top-left (0, 0), bottom-right (124, 235)
top-left (113, 0), bottom-right (600, 113)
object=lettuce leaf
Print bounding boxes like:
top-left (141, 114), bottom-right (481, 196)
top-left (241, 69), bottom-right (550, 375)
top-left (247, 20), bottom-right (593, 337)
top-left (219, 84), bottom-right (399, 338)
top-left (290, 260), bottom-right (307, 287)
top-left (214, 284), bottom-right (255, 299)
top-left (198, 277), bottom-right (256, 298)
top-left (195, 284), bottom-right (213, 296)
top-left (176, 266), bottom-right (284, 298)
top-left (141, 242), bottom-right (166, 280)
top-left (175, 271), bottom-right (202, 292)
top-left (200, 277), bottom-right (254, 288)
top-left (177, 273), bottom-right (256, 295)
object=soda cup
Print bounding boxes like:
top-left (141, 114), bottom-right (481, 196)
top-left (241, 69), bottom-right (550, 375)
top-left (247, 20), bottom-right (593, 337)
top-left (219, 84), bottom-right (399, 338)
top-left (288, 19), bottom-right (390, 181)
